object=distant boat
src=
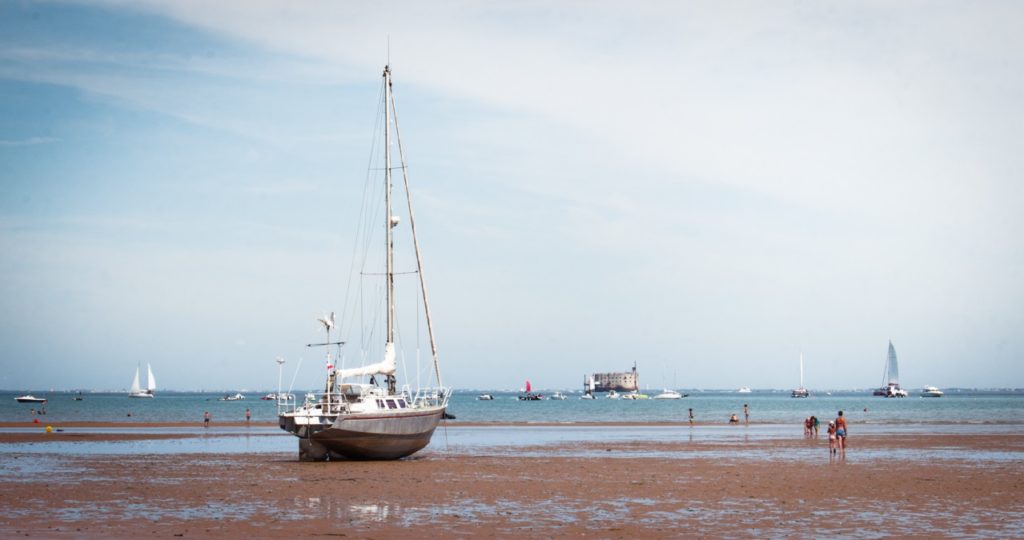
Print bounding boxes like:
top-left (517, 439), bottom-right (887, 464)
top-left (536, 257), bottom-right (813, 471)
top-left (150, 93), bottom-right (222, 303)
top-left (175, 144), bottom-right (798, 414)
top-left (550, 391), bottom-right (568, 400)
top-left (873, 340), bottom-right (908, 397)
top-left (518, 380), bottom-right (542, 401)
top-left (653, 389), bottom-right (684, 399)
top-left (15, 395), bottom-right (46, 403)
top-left (260, 393), bottom-right (277, 400)
top-left (128, 363), bottom-right (156, 398)
top-left (580, 374), bottom-right (597, 400)
top-left (476, 393), bottom-right (494, 400)
top-left (737, 386), bottom-right (752, 393)
top-left (605, 390), bottom-right (620, 399)
top-left (220, 393), bottom-right (246, 401)
top-left (791, 353), bottom-right (809, 398)
top-left (921, 386), bottom-right (944, 398)
top-left (620, 391), bottom-right (649, 400)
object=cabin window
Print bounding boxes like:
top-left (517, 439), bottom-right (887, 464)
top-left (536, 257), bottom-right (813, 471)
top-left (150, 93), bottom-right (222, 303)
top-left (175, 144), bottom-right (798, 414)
top-left (397, 400), bottom-right (407, 408)
top-left (376, 399), bottom-right (385, 409)
top-left (385, 399), bottom-right (397, 409)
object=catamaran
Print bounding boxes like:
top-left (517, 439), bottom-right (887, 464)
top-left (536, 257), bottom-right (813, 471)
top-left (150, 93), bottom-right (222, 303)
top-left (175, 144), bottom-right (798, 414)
top-left (873, 340), bottom-right (908, 397)
top-left (128, 363), bottom-right (156, 398)
top-left (277, 65), bottom-right (450, 461)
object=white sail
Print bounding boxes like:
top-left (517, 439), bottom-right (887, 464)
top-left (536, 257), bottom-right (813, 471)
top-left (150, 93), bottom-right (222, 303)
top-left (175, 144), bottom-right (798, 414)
top-left (336, 342), bottom-right (397, 380)
top-left (129, 367), bottom-right (141, 393)
top-left (886, 341), bottom-right (899, 386)
top-left (146, 364), bottom-right (156, 391)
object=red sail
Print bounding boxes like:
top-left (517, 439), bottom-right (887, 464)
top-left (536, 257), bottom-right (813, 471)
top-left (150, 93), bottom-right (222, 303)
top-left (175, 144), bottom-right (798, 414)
top-left (525, 380), bottom-right (531, 392)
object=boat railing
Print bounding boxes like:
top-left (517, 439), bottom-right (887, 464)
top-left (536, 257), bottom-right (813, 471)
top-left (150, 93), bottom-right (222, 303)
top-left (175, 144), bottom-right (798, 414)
top-left (409, 386), bottom-right (450, 409)
top-left (276, 393), bottom-right (296, 414)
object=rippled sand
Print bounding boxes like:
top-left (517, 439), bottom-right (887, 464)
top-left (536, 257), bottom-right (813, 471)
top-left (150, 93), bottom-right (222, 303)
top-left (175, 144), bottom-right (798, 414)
top-left (1, 424), bottom-right (1022, 537)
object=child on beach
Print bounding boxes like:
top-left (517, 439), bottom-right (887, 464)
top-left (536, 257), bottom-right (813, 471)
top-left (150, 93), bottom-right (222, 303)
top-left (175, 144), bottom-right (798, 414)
top-left (204, 411), bottom-right (211, 428)
top-left (729, 413), bottom-right (739, 424)
top-left (827, 421), bottom-right (837, 454)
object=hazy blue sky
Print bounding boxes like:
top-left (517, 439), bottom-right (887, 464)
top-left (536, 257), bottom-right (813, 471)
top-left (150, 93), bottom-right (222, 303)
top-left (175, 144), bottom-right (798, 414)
top-left (2, 1), bottom-right (1022, 392)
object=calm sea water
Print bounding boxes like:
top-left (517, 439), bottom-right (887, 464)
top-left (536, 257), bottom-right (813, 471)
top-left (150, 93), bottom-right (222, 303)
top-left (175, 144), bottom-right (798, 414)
top-left (2, 389), bottom-right (1022, 426)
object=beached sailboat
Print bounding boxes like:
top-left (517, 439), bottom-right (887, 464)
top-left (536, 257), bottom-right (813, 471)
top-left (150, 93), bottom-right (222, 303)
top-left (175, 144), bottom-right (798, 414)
top-left (128, 363), bottom-right (156, 398)
top-left (873, 340), bottom-right (908, 397)
top-left (278, 65), bottom-right (449, 461)
top-left (791, 353), bottom-right (809, 398)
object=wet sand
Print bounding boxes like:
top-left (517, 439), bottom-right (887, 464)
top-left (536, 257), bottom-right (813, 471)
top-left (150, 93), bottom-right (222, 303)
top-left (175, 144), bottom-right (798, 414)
top-left (1, 424), bottom-right (1022, 537)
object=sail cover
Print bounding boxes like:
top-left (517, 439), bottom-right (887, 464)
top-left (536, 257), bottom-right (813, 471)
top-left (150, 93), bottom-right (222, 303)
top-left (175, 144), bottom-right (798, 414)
top-left (886, 341), bottom-right (900, 385)
top-left (337, 342), bottom-right (397, 380)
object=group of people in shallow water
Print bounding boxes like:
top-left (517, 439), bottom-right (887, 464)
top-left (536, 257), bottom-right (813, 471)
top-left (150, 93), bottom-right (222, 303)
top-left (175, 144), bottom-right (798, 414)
top-left (803, 411), bottom-right (849, 455)
top-left (719, 405), bottom-right (850, 456)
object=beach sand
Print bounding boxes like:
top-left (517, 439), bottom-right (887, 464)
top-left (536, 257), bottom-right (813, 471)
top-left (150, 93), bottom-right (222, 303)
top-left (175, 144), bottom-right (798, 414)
top-left (1, 424), bottom-right (1022, 538)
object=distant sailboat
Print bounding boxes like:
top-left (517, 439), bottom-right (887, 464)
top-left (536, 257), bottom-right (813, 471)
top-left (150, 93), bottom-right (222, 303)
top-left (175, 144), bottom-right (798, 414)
top-left (791, 353), bottom-right (809, 398)
top-left (873, 340), bottom-right (908, 397)
top-left (129, 363), bottom-right (156, 398)
top-left (518, 380), bottom-right (542, 401)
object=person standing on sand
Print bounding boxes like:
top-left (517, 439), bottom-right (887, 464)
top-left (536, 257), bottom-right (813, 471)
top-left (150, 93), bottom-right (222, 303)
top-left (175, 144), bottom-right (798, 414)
top-left (743, 403), bottom-right (749, 425)
top-left (245, 408), bottom-right (251, 425)
top-left (204, 411), bottom-right (211, 428)
top-left (834, 410), bottom-right (847, 453)
top-left (688, 408), bottom-right (694, 425)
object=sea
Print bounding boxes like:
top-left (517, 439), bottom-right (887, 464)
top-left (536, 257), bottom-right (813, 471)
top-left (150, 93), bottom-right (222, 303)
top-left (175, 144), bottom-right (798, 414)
top-left (3, 388), bottom-right (1022, 426)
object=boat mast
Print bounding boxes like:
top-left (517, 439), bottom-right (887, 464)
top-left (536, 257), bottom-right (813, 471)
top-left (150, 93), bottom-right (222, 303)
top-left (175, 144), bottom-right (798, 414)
top-left (799, 353), bottom-right (804, 388)
top-left (384, 65), bottom-right (397, 394)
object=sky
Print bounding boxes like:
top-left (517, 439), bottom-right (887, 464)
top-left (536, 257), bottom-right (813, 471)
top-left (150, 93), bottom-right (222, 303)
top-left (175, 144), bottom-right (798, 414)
top-left (1, 1), bottom-right (1022, 392)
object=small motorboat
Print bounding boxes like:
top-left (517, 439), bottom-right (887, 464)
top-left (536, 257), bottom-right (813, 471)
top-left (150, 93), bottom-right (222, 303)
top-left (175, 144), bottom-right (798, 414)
top-left (219, 393), bottom-right (246, 401)
top-left (737, 386), bottom-right (752, 393)
top-left (605, 390), bottom-right (620, 399)
top-left (15, 395), bottom-right (47, 403)
top-left (579, 392), bottom-right (595, 400)
top-left (476, 394), bottom-right (494, 401)
top-left (260, 393), bottom-right (278, 401)
top-left (920, 386), bottom-right (944, 397)
top-left (549, 391), bottom-right (567, 400)
top-left (653, 389), bottom-right (683, 399)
